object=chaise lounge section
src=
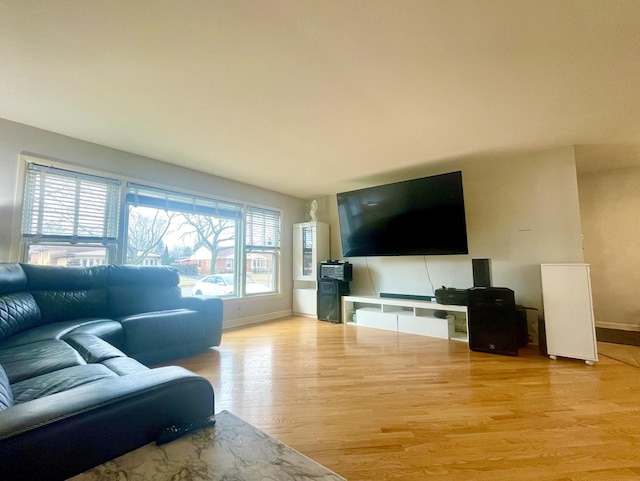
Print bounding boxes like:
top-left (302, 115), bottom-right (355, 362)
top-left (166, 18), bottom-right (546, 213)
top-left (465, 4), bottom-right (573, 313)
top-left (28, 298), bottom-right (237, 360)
top-left (0, 263), bottom-right (223, 480)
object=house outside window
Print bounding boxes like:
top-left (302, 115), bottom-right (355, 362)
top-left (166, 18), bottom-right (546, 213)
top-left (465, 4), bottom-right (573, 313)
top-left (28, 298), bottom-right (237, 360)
top-left (250, 256), bottom-right (266, 272)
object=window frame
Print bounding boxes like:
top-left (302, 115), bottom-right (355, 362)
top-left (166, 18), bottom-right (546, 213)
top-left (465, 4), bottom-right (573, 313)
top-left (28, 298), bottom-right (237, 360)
top-left (123, 183), bottom-right (244, 296)
top-left (244, 205), bottom-right (282, 296)
top-left (18, 156), bottom-right (282, 298)
top-left (20, 160), bottom-right (122, 265)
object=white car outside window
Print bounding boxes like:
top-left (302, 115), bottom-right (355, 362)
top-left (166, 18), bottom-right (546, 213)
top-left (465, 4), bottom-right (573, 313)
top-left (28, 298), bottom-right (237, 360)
top-left (193, 274), bottom-right (269, 296)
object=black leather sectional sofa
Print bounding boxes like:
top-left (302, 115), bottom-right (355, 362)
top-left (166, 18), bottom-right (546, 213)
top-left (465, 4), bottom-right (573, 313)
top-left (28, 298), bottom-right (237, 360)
top-left (0, 263), bottom-right (223, 480)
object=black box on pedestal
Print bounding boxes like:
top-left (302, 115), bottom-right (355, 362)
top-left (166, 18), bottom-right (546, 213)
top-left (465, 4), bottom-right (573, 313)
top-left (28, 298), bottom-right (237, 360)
top-left (317, 280), bottom-right (350, 323)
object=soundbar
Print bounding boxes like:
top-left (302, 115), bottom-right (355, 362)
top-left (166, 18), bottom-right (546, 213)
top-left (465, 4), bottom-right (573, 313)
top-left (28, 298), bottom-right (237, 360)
top-left (380, 293), bottom-right (435, 302)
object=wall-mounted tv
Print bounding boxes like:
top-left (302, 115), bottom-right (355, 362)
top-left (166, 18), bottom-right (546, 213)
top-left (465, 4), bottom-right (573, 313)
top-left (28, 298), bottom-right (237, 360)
top-left (337, 171), bottom-right (469, 257)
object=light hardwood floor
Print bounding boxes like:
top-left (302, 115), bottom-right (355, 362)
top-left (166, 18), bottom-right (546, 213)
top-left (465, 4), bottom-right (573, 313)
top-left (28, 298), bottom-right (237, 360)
top-left (170, 316), bottom-right (640, 481)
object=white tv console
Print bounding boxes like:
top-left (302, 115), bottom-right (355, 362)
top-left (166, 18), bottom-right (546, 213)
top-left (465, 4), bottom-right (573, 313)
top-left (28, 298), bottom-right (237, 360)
top-left (341, 295), bottom-right (469, 342)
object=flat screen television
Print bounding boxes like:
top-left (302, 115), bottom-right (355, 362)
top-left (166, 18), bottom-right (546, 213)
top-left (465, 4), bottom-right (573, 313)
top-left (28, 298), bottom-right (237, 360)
top-left (337, 171), bottom-right (469, 257)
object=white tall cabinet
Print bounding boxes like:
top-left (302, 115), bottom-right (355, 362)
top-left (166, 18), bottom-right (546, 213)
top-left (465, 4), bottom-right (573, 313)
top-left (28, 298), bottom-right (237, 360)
top-left (540, 263), bottom-right (598, 365)
top-left (292, 222), bottom-right (330, 316)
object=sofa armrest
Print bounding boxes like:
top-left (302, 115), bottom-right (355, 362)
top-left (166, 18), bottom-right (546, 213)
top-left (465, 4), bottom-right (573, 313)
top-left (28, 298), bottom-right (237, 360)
top-left (0, 366), bottom-right (214, 480)
top-left (180, 295), bottom-right (223, 318)
top-left (179, 295), bottom-right (224, 351)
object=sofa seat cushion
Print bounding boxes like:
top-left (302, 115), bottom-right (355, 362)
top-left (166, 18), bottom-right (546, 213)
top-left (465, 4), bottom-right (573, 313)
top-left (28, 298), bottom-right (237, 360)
top-left (11, 363), bottom-right (119, 403)
top-left (101, 357), bottom-right (149, 376)
top-left (0, 319), bottom-right (123, 351)
top-left (0, 339), bottom-right (85, 383)
top-left (63, 333), bottom-right (127, 364)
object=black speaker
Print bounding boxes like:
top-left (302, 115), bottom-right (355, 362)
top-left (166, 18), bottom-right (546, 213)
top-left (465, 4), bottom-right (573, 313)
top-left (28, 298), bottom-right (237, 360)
top-left (472, 258), bottom-right (492, 287)
top-left (317, 280), bottom-right (350, 323)
top-left (467, 287), bottom-right (519, 356)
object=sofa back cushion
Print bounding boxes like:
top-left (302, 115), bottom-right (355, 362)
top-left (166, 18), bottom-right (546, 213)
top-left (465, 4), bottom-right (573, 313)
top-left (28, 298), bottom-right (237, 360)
top-left (108, 265), bottom-right (180, 287)
top-left (31, 290), bottom-right (109, 324)
top-left (21, 264), bottom-right (110, 323)
top-left (108, 265), bottom-right (182, 317)
top-left (0, 363), bottom-right (13, 410)
top-left (21, 264), bottom-right (109, 291)
top-left (0, 263), bottom-right (42, 342)
top-left (0, 293), bottom-right (41, 342)
top-left (0, 263), bottom-right (28, 295)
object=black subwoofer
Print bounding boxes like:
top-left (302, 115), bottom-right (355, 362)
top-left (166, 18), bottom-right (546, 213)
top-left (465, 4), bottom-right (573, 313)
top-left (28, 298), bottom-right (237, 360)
top-left (317, 280), bottom-right (350, 323)
top-left (467, 287), bottom-right (519, 356)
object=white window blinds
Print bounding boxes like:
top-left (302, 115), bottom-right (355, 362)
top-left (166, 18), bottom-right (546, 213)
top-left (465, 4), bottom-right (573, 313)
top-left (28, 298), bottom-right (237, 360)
top-left (245, 206), bottom-right (281, 250)
top-left (22, 163), bottom-right (120, 243)
top-left (126, 183), bottom-right (243, 219)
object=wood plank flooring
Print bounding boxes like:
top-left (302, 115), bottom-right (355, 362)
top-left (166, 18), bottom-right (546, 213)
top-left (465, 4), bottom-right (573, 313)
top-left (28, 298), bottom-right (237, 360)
top-left (169, 316), bottom-right (640, 481)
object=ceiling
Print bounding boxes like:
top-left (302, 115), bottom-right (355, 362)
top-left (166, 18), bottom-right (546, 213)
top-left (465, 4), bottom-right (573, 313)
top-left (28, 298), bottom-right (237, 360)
top-left (1, 1), bottom-right (639, 199)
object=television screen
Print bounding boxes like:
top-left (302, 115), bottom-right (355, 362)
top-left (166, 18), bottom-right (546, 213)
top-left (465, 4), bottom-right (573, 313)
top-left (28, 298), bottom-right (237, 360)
top-left (337, 171), bottom-right (469, 257)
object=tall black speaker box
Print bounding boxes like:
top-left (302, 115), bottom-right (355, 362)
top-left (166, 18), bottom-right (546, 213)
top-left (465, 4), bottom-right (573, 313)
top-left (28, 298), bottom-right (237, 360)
top-left (472, 258), bottom-right (492, 287)
top-left (317, 280), bottom-right (350, 323)
top-left (467, 287), bottom-right (519, 356)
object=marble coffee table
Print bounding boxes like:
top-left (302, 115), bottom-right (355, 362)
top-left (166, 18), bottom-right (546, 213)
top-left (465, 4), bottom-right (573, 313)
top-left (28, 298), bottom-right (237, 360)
top-left (70, 410), bottom-right (346, 480)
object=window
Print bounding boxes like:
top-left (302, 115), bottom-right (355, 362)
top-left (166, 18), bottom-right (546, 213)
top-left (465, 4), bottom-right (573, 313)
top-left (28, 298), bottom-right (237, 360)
top-left (21, 163), bottom-right (120, 265)
top-left (20, 160), bottom-right (281, 297)
top-left (245, 206), bottom-right (280, 294)
top-left (125, 184), bottom-right (244, 296)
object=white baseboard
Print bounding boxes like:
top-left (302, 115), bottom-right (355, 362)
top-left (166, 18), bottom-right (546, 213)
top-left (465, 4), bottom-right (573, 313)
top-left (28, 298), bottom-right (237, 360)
top-left (223, 310), bottom-right (293, 330)
top-left (595, 321), bottom-right (640, 332)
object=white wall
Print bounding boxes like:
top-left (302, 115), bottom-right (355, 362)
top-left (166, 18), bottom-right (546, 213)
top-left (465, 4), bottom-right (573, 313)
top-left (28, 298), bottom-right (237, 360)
top-left (326, 146), bottom-right (584, 318)
top-left (0, 118), bottom-right (307, 325)
top-left (578, 165), bottom-right (640, 331)
top-left (0, 118), bottom-right (594, 332)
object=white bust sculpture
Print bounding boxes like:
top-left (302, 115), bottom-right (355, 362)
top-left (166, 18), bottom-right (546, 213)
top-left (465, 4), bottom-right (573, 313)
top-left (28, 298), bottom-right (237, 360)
top-left (309, 199), bottom-right (318, 221)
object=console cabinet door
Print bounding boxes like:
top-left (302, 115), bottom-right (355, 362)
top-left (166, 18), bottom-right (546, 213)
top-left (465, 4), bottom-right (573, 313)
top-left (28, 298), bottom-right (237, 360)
top-left (292, 222), bottom-right (329, 317)
top-left (292, 222), bottom-right (329, 281)
top-left (541, 263), bottom-right (598, 363)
